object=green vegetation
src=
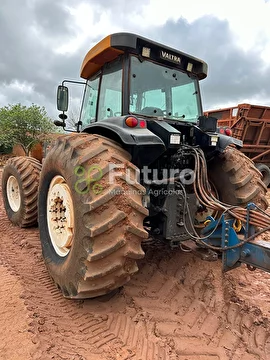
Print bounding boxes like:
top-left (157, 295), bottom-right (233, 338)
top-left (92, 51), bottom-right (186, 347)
top-left (0, 103), bottom-right (57, 155)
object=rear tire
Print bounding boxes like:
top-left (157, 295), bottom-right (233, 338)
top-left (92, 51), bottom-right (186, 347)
top-left (1, 156), bottom-right (42, 227)
top-left (208, 147), bottom-right (268, 210)
top-left (38, 134), bottom-right (149, 299)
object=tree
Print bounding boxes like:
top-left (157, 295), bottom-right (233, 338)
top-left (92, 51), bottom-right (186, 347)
top-left (0, 103), bottom-right (57, 155)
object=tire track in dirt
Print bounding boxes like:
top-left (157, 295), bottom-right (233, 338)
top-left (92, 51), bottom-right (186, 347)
top-left (0, 263), bottom-right (35, 360)
top-left (0, 216), bottom-right (167, 360)
top-left (0, 170), bottom-right (174, 359)
top-left (123, 249), bottom-right (270, 360)
top-left (0, 219), bottom-right (173, 359)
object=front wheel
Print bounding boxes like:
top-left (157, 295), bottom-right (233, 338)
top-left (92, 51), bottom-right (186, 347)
top-left (2, 157), bottom-right (42, 227)
top-left (38, 134), bottom-right (149, 299)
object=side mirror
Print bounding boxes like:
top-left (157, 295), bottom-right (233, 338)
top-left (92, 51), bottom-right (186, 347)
top-left (57, 85), bottom-right (69, 111)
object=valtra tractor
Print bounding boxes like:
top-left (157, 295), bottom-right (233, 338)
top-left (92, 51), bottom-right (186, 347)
top-left (2, 33), bottom-right (270, 299)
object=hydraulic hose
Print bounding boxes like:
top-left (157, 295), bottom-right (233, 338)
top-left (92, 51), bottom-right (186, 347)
top-left (184, 145), bottom-right (270, 230)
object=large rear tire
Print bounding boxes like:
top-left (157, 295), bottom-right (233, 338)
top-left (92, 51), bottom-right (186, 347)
top-left (2, 156), bottom-right (42, 227)
top-left (208, 147), bottom-right (268, 210)
top-left (38, 134), bottom-right (149, 299)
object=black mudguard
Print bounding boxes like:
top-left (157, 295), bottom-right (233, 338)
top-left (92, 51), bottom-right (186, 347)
top-left (216, 134), bottom-right (243, 152)
top-left (83, 118), bottom-right (166, 167)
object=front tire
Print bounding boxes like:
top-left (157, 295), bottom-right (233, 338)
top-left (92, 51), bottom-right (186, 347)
top-left (38, 134), bottom-right (149, 299)
top-left (2, 156), bottom-right (42, 227)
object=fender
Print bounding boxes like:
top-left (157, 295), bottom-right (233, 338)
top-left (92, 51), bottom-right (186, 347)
top-left (216, 134), bottom-right (243, 152)
top-left (82, 117), bottom-right (166, 167)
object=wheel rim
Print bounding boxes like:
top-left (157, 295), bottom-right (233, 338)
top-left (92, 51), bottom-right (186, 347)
top-left (6, 175), bottom-right (21, 212)
top-left (47, 175), bottom-right (74, 257)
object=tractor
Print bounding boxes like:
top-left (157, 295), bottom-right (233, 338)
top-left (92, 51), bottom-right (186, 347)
top-left (2, 33), bottom-right (270, 299)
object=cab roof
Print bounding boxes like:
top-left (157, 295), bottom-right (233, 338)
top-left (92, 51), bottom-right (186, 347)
top-left (80, 32), bottom-right (208, 80)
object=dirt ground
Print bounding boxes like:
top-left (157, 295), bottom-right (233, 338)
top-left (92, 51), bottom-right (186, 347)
top-left (1, 170), bottom-right (270, 360)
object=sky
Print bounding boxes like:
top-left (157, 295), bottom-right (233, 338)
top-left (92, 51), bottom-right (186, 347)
top-left (1, 0), bottom-right (270, 120)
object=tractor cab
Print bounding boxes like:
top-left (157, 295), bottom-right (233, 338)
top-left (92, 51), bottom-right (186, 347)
top-left (57, 33), bottom-right (207, 129)
top-left (57, 33), bottom-right (236, 167)
top-left (77, 33), bottom-right (207, 128)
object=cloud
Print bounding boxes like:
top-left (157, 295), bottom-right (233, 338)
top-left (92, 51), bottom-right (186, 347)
top-left (145, 16), bottom-right (270, 109)
top-left (0, 0), bottom-right (82, 110)
top-left (0, 0), bottom-right (270, 120)
top-left (32, 0), bottom-right (76, 38)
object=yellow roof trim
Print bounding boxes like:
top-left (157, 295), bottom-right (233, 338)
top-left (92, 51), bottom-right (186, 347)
top-left (80, 35), bottom-right (124, 79)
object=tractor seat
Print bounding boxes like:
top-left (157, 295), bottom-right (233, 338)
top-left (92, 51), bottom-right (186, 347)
top-left (141, 107), bottom-right (164, 116)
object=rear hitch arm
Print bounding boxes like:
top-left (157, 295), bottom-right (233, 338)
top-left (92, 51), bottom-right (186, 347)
top-left (201, 204), bottom-right (270, 273)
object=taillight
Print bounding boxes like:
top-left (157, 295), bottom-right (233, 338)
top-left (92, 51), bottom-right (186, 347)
top-left (139, 120), bottom-right (146, 128)
top-left (125, 116), bottom-right (138, 127)
top-left (219, 128), bottom-right (225, 134)
top-left (225, 128), bottom-right (232, 136)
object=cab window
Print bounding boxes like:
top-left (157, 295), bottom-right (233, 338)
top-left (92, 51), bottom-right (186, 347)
top-left (98, 58), bottom-right (122, 120)
top-left (80, 77), bottom-right (99, 127)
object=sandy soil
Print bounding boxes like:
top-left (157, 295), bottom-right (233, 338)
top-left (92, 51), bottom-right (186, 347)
top-left (0, 265), bottom-right (35, 359)
top-left (1, 170), bottom-right (270, 360)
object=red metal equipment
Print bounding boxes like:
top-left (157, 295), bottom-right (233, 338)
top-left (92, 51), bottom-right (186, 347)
top-left (205, 103), bottom-right (270, 186)
top-left (205, 103), bottom-right (270, 166)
